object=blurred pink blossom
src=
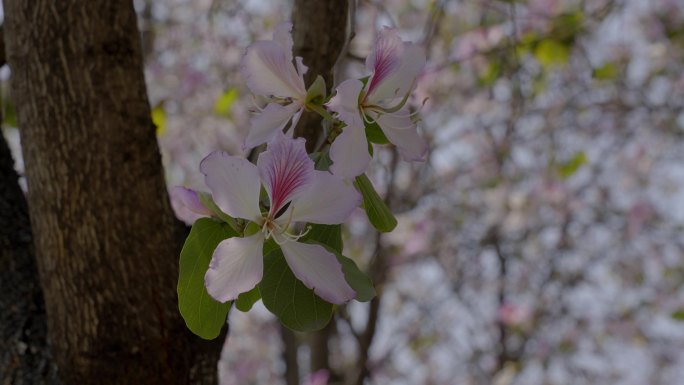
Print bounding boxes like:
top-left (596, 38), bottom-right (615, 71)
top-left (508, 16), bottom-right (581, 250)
top-left (303, 369), bottom-right (330, 385)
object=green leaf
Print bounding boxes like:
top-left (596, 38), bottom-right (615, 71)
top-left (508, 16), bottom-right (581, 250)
top-left (178, 218), bottom-right (238, 339)
top-left (556, 151), bottom-right (587, 179)
top-left (152, 105), bottom-right (166, 136)
top-left (214, 88), bottom-right (239, 117)
top-left (312, 151), bottom-right (333, 172)
top-left (534, 39), bottom-right (570, 68)
top-left (305, 75), bottom-right (327, 104)
top-left (235, 286), bottom-right (261, 312)
top-left (592, 62), bottom-right (617, 80)
top-left (306, 240), bottom-right (375, 302)
top-left (354, 174), bottom-right (397, 232)
top-left (365, 121), bottom-right (390, 144)
top-left (337, 253), bottom-right (375, 302)
top-left (2, 98), bottom-right (17, 127)
top-left (197, 192), bottom-right (240, 233)
top-left (303, 228), bottom-right (376, 302)
top-left (259, 247), bottom-right (334, 331)
top-left (304, 224), bottom-right (343, 253)
top-left (478, 61), bottom-right (501, 86)
top-left (552, 11), bottom-right (584, 44)
top-left (672, 309), bottom-right (684, 321)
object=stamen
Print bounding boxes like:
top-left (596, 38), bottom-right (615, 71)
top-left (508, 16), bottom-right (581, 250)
top-left (364, 79), bottom-right (417, 115)
top-left (362, 110), bottom-right (379, 125)
top-left (261, 209), bottom-right (311, 246)
top-left (250, 95), bottom-right (265, 112)
top-left (250, 95), bottom-right (296, 113)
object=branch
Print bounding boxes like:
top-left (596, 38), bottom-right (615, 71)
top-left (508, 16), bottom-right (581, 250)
top-left (354, 148), bottom-right (399, 385)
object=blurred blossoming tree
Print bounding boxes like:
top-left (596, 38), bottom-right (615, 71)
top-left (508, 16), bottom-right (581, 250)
top-left (147, 1), bottom-right (684, 384)
top-left (3, 0), bottom-right (684, 384)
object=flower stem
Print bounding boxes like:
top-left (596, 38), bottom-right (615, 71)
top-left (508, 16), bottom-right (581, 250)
top-left (306, 102), bottom-right (334, 122)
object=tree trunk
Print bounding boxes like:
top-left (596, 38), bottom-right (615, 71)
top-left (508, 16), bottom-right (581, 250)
top-left (0, 120), bottom-right (60, 385)
top-left (3, 1), bottom-right (222, 384)
top-left (0, 25), bottom-right (59, 385)
top-left (292, 0), bottom-right (350, 152)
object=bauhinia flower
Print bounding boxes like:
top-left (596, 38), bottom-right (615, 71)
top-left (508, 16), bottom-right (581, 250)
top-left (202, 133), bottom-right (360, 304)
top-left (240, 22), bottom-right (309, 150)
top-left (327, 27), bottom-right (428, 178)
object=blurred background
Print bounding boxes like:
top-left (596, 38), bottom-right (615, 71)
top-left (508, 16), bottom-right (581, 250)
top-left (4, 0), bottom-right (684, 384)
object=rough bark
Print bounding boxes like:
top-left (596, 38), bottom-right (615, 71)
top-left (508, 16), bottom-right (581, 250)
top-left (3, 1), bottom-right (222, 384)
top-left (0, 25), bottom-right (59, 385)
top-left (292, 0), bottom-right (350, 152)
top-left (0, 116), bottom-right (60, 385)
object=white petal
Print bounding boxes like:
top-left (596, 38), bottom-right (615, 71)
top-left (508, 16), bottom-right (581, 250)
top-left (377, 112), bottom-right (428, 161)
top-left (200, 152), bottom-right (262, 221)
top-left (326, 79), bottom-right (364, 129)
top-left (240, 40), bottom-right (306, 99)
top-left (291, 170), bottom-right (361, 224)
top-left (280, 241), bottom-right (355, 304)
top-left (273, 22), bottom-right (294, 62)
top-left (295, 56), bottom-right (309, 78)
top-left (205, 233), bottom-right (265, 303)
top-left (329, 124), bottom-right (371, 179)
top-left (244, 103), bottom-right (302, 150)
top-left (290, 108), bottom-right (303, 132)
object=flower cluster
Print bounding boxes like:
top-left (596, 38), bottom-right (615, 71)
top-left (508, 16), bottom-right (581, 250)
top-left (177, 22), bottom-right (426, 324)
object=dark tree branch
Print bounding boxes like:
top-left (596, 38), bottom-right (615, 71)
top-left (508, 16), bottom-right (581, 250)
top-left (279, 325), bottom-right (300, 385)
top-left (354, 149), bottom-right (399, 385)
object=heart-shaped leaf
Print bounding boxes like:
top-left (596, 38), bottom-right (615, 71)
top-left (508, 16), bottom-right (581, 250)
top-left (259, 247), bottom-right (334, 332)
top-left (177, 218), bottom-right (237, 339)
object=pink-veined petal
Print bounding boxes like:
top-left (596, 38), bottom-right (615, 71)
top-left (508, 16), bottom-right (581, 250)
top-left (365, 28), bottom-right (403, 97)
top-left (257, 133), bottom-right (314, 216)
top-left (200, 152), bottom-right (262, 222)
top-left (327, 79), bottom-right (364, 129)
top-left (273, 22), bottom-right (294, 62)
top-left (366, 29), bottom-right (426, 104)
top-left (377, 112), bottom-right (428, 161)
top-left (205, 233), bottom-right (265, 303)
top-left (240, 40), bottom-right (306, 99)
top-left (170, 186), bottom-right (213, 219)
top-left (280, 241), bottom-right (355, 304)
top-left (290, 170), bottom-right (361, 224)
top-left (244, 102), bottom-right (302, 150)
top-left (329, 124), bottom-right (371, 179)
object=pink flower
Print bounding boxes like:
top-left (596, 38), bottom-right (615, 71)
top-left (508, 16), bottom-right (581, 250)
top-left (240, 23), bottom-right (308, 150)
top-left (201, 133), bottom-right (360, 304)
top-left (327, 28), bottom-right (428, 178)
top-left (170, 186), bottom-right (213, 225)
